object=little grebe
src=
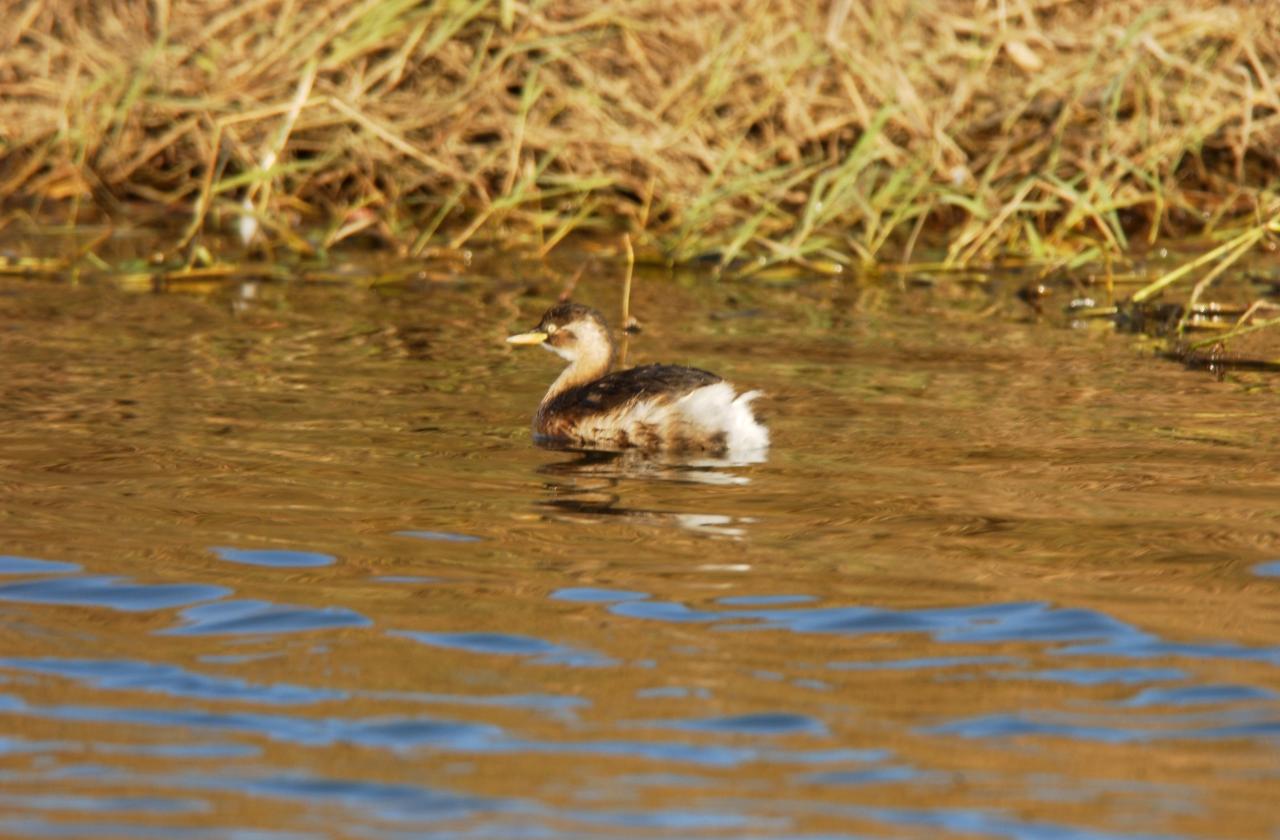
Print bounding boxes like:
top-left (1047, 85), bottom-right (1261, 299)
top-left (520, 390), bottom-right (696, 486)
top-left (507, 302), bottom-right (769, 456)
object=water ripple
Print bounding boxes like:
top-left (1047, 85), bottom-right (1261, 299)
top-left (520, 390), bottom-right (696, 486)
top-left (0, 555), bottom-right (80, 575)
top-left (564, 808), bottom-right (756, 831)
top-left (165, 599), bottom-right (371, 636)
top-left (0, 575), bottom-right (230, 612)
top-left (1008, 667), bottom-right (1187, 686)
top-left (1253, 560), bottom-right (1280, 577)
top-left (930, 707), bottom-right (1280, 743)
top-left (397, 631), bottom-right (613, 667)
top-left (0, 819), bottom-right (320, 840)
top-left (96, 741), bottom-right (260, 759)
top-left (0, 684), bottom-right (892, 776)
top-left (0, 693), bottom-right (502, 751)
top-left (1121, 684), bottom-right (1278, 707)
top-left (931, 713), bottom-right (1154, 744)
top-left (805, 765), bottom-right (928, 785)
top-left (395, 530), bottom-right (483, 543)
top-left (0, 736), bottom-right (79, 756)
top-left (207, 774), bottom-right (510, 823)
top-left (0, 793), bottom-right (207, 814)
top-left (0, 657), bottom-right (344, 705)
top-left (211, 547), bottom-right (335, 568)
top-left (673, 712), bottom-right (827, 736)
top-left (715, 594), bottom-right (816, 606)
top-left (609, 601), bottom-right (719, 623)
top-left (1059, 637), bottom-right (1280, 666)
top-left (831, 654), bottom-right (1021, 671)
top-left (599, 597), bottom-right (1280, 668)
top-left (550, 587), bottom-right (649, 603)
top-left (847, 804), bottom-right (1175, 840)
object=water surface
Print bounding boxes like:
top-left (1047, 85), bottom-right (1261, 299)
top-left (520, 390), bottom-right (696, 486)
top-left (1, 252), bottom-right (1279, 838)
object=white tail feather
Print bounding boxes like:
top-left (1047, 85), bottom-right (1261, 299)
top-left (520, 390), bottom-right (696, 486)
top-left (673, 382), bottom-right (769, 459)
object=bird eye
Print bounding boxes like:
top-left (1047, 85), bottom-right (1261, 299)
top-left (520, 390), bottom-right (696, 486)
top-left (545, 324), bottom-right (558, 334)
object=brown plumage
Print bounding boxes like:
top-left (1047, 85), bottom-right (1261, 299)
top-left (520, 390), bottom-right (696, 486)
top-left (506, 302), bottom-right (769, 456)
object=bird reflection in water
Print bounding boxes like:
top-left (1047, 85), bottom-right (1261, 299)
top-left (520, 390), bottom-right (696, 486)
top-left (534, 445), bottom-right (758, 537)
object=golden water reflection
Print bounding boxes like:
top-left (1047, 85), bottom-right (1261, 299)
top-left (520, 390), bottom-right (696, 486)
top-left (0, 254), bottom-right (1278, 838)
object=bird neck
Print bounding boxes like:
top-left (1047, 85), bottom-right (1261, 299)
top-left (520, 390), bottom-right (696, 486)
top-left (541, 339), bottom-right (614, 406)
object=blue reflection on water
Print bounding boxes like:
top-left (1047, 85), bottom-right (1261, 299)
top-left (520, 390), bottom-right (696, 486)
top-left (0, 819), bottom-right (320, 840)
top-left (2, 545), bottom-right (1275, 838)
top-left (492, 738), bottom-right (777, 768)
top-left (0, 576), bottom-right (230, 612)
top-left (1121, 684), bottom-right (1277, 707)
top-left (0, 793), bottom-right (207, 814)
top-left (0, 693), bottom-right (502, 751)
top-left (0, 736), bottom-right (79, 756)
top-left (551, 587), bottom-right (649, 603)
top-left (165, 599), bottom-right (371, 636)
top-left (0, 690), bottom-right (889, 772)
top-left (727, 600), bottom-right (1119, 641)
top-left (559, 591), bottom-right (1280, 750)
top-left (562, 808), bottom-right (756, 831)
top-left (1253, 560), bottom-right (1280, 577)
top-left (1009, 667), bottom-right (1187, 685)
top-left (1058, 637), bottom-right (1280, 665)
top-left (600, 597), bottom-right (1280, 668)
top-left (0, 658), bottom-right (344, 705)
top-left (2, 656), bottom-right (585, 717)
top-left (805, 764), bottom-right (928, 785)
top-left (361, 689), bottom-right (588, 714)
top-left (931, 714), bottom-right (1155, 744)
top-left (208, 774), bottom-right (506, 823)
top-left (832, 655), bottom-right (1020, 671)
top-left (609, 601), bottom-right (720, 623)
top-left (848, 804), bottom-right (1175, 840)
top-left (715, 594), bottom-right (816, 606)
top-left (0, 555), bottom-right (81, 575)
top-left (672, 712), bottom-right (827, 736)
top-left (96, 742), bottom-right (260, 759)
top-left (478, 741), bottom-right (883, 771)
top-left (211, 547), bottom-right (335, 568)
top-left (395, 530), bottom-right (483, 543)
top-left (930, 706), bottom-right (1280, 743)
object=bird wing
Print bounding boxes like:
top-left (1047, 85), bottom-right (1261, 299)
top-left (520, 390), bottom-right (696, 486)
top-left (547, 364), bottom-right (723, 416)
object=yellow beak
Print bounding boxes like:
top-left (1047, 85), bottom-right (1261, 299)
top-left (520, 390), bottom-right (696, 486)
top-left (506, 330), bottom-right (548, 346)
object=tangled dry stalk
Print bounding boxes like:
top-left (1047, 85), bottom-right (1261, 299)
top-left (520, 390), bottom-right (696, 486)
top-left (2, 0), bottom-right (1279, 271)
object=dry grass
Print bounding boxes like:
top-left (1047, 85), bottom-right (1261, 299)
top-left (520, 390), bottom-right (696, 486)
top-left (2, 0), bottom-right (1279, 271)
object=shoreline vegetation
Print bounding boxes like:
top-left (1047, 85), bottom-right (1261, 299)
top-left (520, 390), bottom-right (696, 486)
top-left (1, 1), bottom-right (1279, 316)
